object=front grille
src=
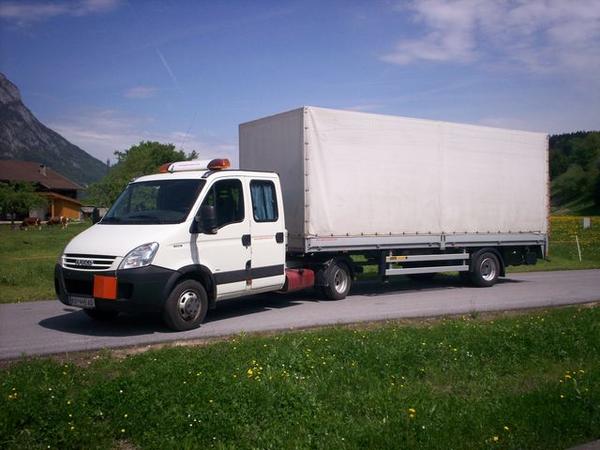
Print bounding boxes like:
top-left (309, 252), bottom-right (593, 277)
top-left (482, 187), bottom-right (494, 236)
top-left (64, 253), bottom-right (117, 271)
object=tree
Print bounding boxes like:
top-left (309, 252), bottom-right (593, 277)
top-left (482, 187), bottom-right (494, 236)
top-left (86, 141), bottom-right (195, 206)
top-left (0, 182), bottom-right (46, 225)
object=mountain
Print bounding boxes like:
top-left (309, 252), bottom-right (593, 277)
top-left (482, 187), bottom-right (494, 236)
top-left (0, 73), bottom-right (107, 186)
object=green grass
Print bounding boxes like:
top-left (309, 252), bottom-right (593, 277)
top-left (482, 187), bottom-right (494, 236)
top-left (0, 223), bottom-right (90, 303)
top-left (1, 306), bottom-right (599, 449)
top-left (510, 215), bottom-right (600, 273)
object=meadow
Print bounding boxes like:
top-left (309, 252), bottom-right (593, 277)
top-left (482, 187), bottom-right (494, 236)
top-left (0, 217), bottom-right (599, 303)
top-left (1, 305), bottom-right (599, 449)
top-left (0, 222), bottom-right (90, 303)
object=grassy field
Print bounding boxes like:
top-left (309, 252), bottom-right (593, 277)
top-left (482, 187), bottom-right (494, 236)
top-left (0, 217), bottom-right (598, 303)
top-left (510, 215), bottom-right (600, 272)
top-left (1, 305), bottom-right (599, 449)
top-left (0, 222), bottom-right (90, 303)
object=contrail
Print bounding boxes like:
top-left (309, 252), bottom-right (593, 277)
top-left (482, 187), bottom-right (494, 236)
top-left (155, 48), bottom-right (179, 90)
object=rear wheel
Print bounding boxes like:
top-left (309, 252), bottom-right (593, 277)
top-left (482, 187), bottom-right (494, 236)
top-left (321, 261), bottom-right (352, 300)
top-left (163, 280), bottom-right (208, 331)
top-left (84, 309), bottom-right (119, 321)
top-left (470, 252), bottom-right (500, 287)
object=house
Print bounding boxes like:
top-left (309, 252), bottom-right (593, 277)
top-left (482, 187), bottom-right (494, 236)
top-left (0, 160), bottom-right (83, 220)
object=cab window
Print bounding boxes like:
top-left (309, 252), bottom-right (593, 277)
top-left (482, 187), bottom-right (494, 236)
top-left (201, 179), bottom-right (244, 228)
top-left (250, 180), bottom-right (278, 222)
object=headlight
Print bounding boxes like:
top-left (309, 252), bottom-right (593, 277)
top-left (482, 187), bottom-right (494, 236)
top-left (119, 242), bottom-right (159, 270)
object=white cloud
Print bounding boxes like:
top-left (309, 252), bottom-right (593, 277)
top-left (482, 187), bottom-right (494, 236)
top-left (49, 109), bottom-right (237, 165)
top-left (381, 0), bottom-right (600, 78)
top-left (123, 86), bottom-right (157, 99)
top-left (0, 0), bottom-right (120, 23)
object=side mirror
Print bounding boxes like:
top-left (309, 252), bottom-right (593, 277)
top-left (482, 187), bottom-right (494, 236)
top-left (196, 205), bottom-right (218, 234)
top-left (91, 207), bottom-right (101, 224)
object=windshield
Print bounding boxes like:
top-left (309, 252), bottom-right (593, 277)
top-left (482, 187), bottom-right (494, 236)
top-left (102, 179), bottom-right (205, 225)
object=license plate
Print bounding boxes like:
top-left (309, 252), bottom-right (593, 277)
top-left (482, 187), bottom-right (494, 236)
top-left (69, 296), bottom-right (95, 309)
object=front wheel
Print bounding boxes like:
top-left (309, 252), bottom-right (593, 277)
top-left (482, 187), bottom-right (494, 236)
top-left (470, 252), bottom-right (500, 287)
top-left (321, 261), bottom-right (352, 300)
top-left (163, 280), bottom-right (208, 331)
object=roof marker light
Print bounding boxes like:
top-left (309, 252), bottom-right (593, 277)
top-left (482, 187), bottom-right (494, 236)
top-left (158, 162), bottom-right (174, 173)
top-left (207, 158), bottom-right (231, 170)
top-left (157, 158), bottom-right (230, 173)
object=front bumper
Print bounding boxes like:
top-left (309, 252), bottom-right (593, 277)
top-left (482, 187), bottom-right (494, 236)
top-left (54, 264), bottom-right (178, 313)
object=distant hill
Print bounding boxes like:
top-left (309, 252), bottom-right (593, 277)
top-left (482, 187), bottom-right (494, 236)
top-left (550, 131), bottom-right (600, 214)
top-left (0, 73), bottom-right (107, 186)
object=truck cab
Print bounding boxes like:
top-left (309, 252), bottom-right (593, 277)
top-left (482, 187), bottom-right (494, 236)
top-left (55, 159), bottom-right (287, 330)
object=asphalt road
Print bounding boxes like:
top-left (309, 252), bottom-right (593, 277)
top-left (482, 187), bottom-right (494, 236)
top-left (1, 269), bottom-right (599, 360)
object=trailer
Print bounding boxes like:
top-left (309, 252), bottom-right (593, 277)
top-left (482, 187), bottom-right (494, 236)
top-left (240, 106), bottom-right (548, 289)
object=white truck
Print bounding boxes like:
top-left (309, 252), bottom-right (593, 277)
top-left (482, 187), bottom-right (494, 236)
top-left (55, 107), bottom-right (549, 330)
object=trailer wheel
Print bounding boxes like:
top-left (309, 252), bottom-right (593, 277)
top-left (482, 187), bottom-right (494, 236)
top-left (470, 252), bottom-right (500, 287)
top-left (321, 261), bottom-right (352, 300)
top-left (84, 309), bottom-right (119, 321)
top-left (163, 280), bottom-right (208, 331)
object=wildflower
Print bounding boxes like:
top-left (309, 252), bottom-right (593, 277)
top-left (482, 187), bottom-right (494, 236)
top-left (503, 426), bottom-right (510, 431)
top-left (121, 429), bottom-right (125, 433)
top-left (493, 436), bottom-right (499, 442)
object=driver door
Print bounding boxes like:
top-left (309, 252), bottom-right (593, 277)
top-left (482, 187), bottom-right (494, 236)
top-left (193, 178), bottom-right (251, 299)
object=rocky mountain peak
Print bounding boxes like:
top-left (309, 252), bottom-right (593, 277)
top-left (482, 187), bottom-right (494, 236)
top-left (0, 72), bottom-right (22, 105)
top-left (0, 73), bottom-right (108, 186)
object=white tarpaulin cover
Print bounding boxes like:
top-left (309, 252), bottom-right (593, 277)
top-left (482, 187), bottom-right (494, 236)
top-left (240, 107), bottom-right (548, 249)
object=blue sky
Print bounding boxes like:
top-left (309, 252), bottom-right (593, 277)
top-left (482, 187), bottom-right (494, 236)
top-left (1, 0), bottom-right (599, 165)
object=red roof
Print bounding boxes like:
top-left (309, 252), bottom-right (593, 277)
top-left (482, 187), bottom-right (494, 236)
top-left (0, 160), bottom-right (82, 190)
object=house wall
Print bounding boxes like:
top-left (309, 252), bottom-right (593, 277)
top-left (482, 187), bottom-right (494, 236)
top-left (53, 199), bottom-right (81, 219)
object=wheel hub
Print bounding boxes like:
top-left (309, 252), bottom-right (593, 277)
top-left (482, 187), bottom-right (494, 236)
top-left (480, 257), bottom-right (497, 281)
top-left (178, 290), bottom-right (201, 322)
top-left (333, 267), bottom-right (349, 294)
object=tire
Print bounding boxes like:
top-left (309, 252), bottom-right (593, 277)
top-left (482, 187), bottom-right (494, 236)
top-left (407, 273), bottom-right (436, 282)
top-left (470, 251), bottom-right (500, 287)
top-left (84, 308), bottom-right (119, 321)
top-left (321, 261), bottom-right (352, 300)
top-left (163, 280), bottom-right (208, 331)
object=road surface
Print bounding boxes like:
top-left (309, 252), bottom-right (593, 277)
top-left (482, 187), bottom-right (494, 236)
top-left (1, 270), bottom-right (599, 360)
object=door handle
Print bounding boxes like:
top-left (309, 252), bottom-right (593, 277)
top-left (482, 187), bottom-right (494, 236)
top-left (275, 232), bottom-right (284, 243)
top-left (242, 234), bottom-right (251, 247)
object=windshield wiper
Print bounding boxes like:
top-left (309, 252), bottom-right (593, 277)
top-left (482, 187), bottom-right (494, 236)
top-left (127, 214), bottom-right (158, 220)
top-left (101, 217), bottom-right (121, 223)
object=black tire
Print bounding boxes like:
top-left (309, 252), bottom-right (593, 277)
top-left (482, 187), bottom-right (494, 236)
top-left (470, 251), bottom-right (500, 287)
top-left (407, 273), bottom-right (436, 282)
top-left (84, 308), bottom-right (119, 321)
top-left (163, 280), bottom-right (208, 331)
top-left (321, 261), bottom-right (352, 300)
